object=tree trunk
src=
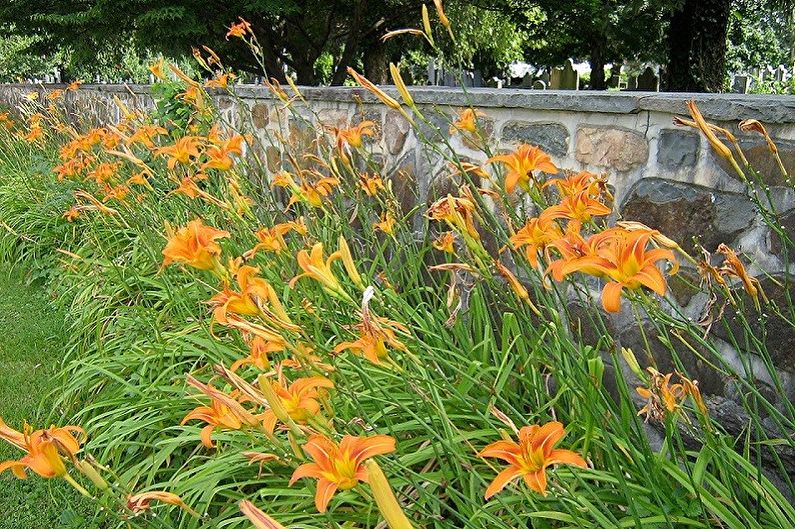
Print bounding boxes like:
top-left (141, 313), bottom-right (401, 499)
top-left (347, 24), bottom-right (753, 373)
top-left (363, 39), bottom-right (389, 84)
top-left (331, 0), bottom-right (363, 86)
top-left (664, 0), bottom-right (731, 92)
top-left (589, 46), bottom-right (606, 90)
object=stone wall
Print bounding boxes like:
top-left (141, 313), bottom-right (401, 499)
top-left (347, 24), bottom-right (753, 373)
top-left (3, 83), bottom-right (795, 420)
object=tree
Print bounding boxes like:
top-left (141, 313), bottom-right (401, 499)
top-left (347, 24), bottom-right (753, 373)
top-left (0, 0), bottom-right (437, 85)
top-left (511, 0), bottom-right (669, 90)
top-left (663, 0), bottom-right (733, 92)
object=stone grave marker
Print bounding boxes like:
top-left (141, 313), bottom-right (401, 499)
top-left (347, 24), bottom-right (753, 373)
top-left (636, 67), bottom-right (659, 91)
top-left (550, 59), bottom-right (578, 90)
top-left (731, 75), bottom-right (749, 93)
top-left (532, 80), bottom-right (546, 90)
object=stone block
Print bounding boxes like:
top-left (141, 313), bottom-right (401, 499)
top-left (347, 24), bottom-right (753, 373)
top-left (657, 129), bottom-right (699, 170)
top-left (714, 135), bottom-right (795, 186)
top-left (711, 274), bottom-right (795, 375)
top-left (502, 121), bottom-right (569, 157)
top-left (383, 110), bottom-right (411, 155)
top-left (620, 178), bottom-right (756, 254)
top-left (576, 126), bottom-right (648, 172)
top-left (251, 102), bottom-right (269, 129)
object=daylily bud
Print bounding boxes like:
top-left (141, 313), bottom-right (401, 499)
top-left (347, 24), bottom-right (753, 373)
top-left (258, 375), bottom-right (293, 428)
top-left (75, 459), bottom-right (108, 490)
top-left (421, 5), bottom-right (434, 45)
top-left (434, 0), bottom-right (451, 28)
top-left (365, 460), bottom-right (414, 529)
top-left (389, 63), bottom-right (414, 107)
top-left (347, 67), bottom-right (401, 110)
top-left (336, 235), bottom-right (365, 289)
top-left (587, 356), bottom-right (605, 388)
top-left (620, 347), bottom-right (644, 379)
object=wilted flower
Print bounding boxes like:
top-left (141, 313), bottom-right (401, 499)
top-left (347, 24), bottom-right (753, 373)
top-left (128, 491), bottom-right (198, 517)
top-left (433, 231), bottom-right (456, 254)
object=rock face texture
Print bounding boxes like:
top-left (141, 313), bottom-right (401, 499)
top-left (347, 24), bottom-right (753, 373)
top-left (2, 84), bottom-right (795, 469)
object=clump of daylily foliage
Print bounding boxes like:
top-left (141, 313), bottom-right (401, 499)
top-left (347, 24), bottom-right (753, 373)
top-left (0, 3), bottom-right (794, 529)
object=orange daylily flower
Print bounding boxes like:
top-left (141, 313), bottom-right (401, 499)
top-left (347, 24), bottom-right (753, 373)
top-left (101, 185), bottom-right (130, 203)
top-left (290, 242), bottom-right (353, 297)
top-left (544, 171), bottom-right (611, 202)
top-left (334, 312), bottom-right (408, 365)
top-left (231, 336), bottom-right (285, 372)
top-left (290, 433), bottom-right (396, 512)
top-left (510, 210), bottom-right (564, 267)
top-left (374, 211), bottom-right (396, 235)
top-left (181, 376), bottom-right (262, 448)
top-left (449, 108), bottom-right (483, 135)
top-left (546, 228), bottom-right (606, 283)
top-left (488, 144), bottom-right (558, 193)
top-left (66, 80), bottom-right (82, 91)
top-left (272, 170), bottom-right (339, 208)
top-left (149, 59), bottom-right (167, 80)
top-left (128, 124), bottom-right (167, 149)
top-left (0, 418), bottom-right (85, 479)
top-left (209, 264), bottom-right (275, 323)
top-left (87, 162), bottom-right (121, 185)
top-left (334, 121), bottom-right (376, 161)
top-left (162, 219), bottom-right (230, 271)
top-left (244, 222), bottom-right (298, 258)
top-left (128, 491), bottom-right (198, 516)
top-left (158, 136), bottom-right (203, 170)
top-left (544, 190), bottom-right (612, 227)
top-left (227, 18), bottom-right (253, 39)
top-left (554, 228), bottom-right (678, 313)
top-left (479, 421), bottom-right (586, 498)
top-left (260, 375), bottom-right (334, 434)
top-left (24, 126), bottom-right (43, 143)
top-left (433, 231), bottom-right (456, 254)
top-left (205, 72), bottom-right (236, 90)
top-left (359, 173), bottom-right (386, 196)
top-left (202, 133), bottom-right (244, 171)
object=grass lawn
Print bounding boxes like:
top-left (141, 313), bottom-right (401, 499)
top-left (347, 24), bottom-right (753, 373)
top-left (0, 268), bottom-right (100, 529)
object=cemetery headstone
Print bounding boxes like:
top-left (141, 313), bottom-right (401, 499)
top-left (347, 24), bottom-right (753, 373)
top-left (636, 67), bottom-right (659, 91)
top-left (731, 75), bottom-right (749, 94)
top-left (550, 59), bottom-right (578, 90)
